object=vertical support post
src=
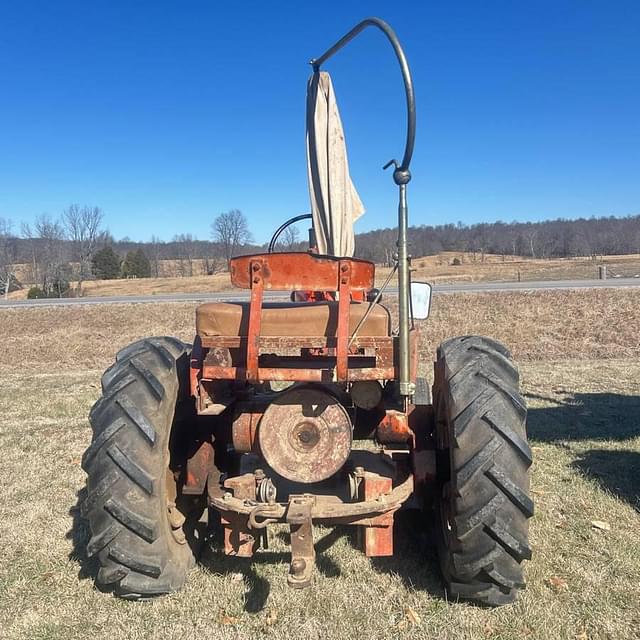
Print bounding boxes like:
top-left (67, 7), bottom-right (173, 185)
top-left (246, 259), bottom-right (264, 381)
top-left (396, 182), bottom-right (413, 400)
top-left (337, 260), bottom-right (352, 381)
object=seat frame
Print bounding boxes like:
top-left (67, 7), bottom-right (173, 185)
top-left (190, 253), bottom-right (417, 411)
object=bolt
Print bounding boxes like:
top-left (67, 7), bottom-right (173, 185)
top-left (254, 468), bottom-right (265, 481)
top-left (252, 263), bottom-right (260, 271)
top-left (290, 558), bottom-right (306, 576)
top-left (341, 264), bottom-right (348, 272)
top-left (253, 277), bottom-right (260, 284)
top-left (223, 492), bottom-right (231, 501)
top-left (354, 466), bottom-right (364, 475)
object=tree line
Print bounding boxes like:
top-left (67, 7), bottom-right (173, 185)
top-left (355, 214), bottom-right (640, 265)
top-left (1, 208), bottom-right (638, 297)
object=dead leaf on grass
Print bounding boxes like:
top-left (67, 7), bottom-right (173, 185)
top-left (547, 576), bottom-right (568, 592)
top-left (591, 520), bottom-right (611, 531)
top-left (404, 607), bottom-right (421, 625)
top-left (265, 609), bottom-right (278, 626)
top-left (575, 628), bottom-right (588, 640)
top-left (219, 612), bottom-right (240, 625)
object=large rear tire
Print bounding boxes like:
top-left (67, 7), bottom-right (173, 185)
top-left (433, 336), bottom-right (533, 606)
top-left (81, 337), bottom-right (205, 599)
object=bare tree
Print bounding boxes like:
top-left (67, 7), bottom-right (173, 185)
top-left (62, 204), bottom-right (104, 295)
top-left (0, 217), bottom-right (17, 299)
top-left (282, 225), bottom-right (300, 249)
top-left (211, 209), bottom-right (253, 267)
top-left (20, 222), bottom-right (40, 284)
top-left (35, 214), bottom-right (68, 297)
top-left (173, 233), bottom-right (196, 276)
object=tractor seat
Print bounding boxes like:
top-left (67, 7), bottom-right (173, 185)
top-left (196, 301), bottom-right (391, 338)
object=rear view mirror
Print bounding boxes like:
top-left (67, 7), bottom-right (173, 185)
top-left (411, 281), bottom-right (432, 320)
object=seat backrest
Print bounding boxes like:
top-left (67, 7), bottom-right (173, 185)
top-left (229, 252), bottom-right (375, 291)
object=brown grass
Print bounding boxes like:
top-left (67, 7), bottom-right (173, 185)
top-left (1, 288), bottom-right (639, 374)
top-left (0, 290), bottom-right (639, 639)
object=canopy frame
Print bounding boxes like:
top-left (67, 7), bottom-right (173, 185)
top-left (310, 17), bottom-right (417, 400)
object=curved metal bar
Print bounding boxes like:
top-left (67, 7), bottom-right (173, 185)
top-left (310, 16), bottom-right (415, 176)
top-left (268, 213), bottom-right (312, 253)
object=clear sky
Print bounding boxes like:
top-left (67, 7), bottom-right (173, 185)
top-left (1, 1), bottom-right (638, 244)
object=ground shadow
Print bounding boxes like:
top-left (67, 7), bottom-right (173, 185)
top-left (526, 392), bottom-right (640, 442)
top-left (199, 524), bottom-right (346, 613)
top-left (67, 487), bottom-right (100, 583)
top-left (526, 391), bottom-right (640, 509)
top-left (369, 509), bottom-right (445, 599)
top-left (571, 449), bottom-right (640, 511)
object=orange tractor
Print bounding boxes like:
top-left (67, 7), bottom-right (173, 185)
top-left (82, 18), bottom-right (532, 605)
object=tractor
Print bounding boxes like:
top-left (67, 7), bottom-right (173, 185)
top-left (81, 17), bottom-right (532, 606)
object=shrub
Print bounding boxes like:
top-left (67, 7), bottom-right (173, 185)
top-left (27, 286), bottom-right (46, 299)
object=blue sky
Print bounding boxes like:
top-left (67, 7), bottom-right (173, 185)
top-left (0, 1), bottom-right (638, 244)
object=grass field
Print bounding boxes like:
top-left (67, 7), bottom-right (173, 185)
top-left (0, 290), bottom-right (639, 639)
top-left (7, 252), bottom-right (640, 300)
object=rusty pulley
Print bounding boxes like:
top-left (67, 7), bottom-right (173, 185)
top-left (258, 387), bottom-right (352, 483)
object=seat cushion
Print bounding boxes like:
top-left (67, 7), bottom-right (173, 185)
top-left (196, 301), bottom-right (390, 338)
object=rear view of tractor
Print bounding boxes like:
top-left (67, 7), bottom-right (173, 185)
top-left (81, 17), bottom-right (533, 606)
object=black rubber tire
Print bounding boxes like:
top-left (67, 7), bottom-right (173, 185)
top-left (433, 336), bottom-right (533, 606)
top-left (81, 337), bottom-right (204, 599)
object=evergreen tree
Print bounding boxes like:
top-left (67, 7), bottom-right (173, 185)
top-left (92, 245), bottom-right (121, 279)
top-left (133, 248), bottom-right (151, 277)
top-left (121, 248), bottom-right (151, 278)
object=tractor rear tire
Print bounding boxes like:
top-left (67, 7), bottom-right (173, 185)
top-left (433, 336), bottom-right (533, 606)
top-left (81, 337), bottom-right (205, 599)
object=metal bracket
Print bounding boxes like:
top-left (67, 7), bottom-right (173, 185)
top-left (286, 495), bottom-right (316, 588)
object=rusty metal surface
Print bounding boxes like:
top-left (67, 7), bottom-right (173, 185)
top-left (286, 495), bottom-right (316, 588)
top-left (336, 260), bottom-right (351, 381)
top-left (209, 473), bottom-right (414, 521)
top-left (258, 387), bottom-right (352, 483)
top-left (221, 474), bottom-right (258, 557)
top-left (182, 441), bottom-right (215, 495)
top-left (230, 252), bottom-right (375, 291)
top-left (200, 335), bottom-right (393, 349)
top-left (231, 409), bottom-right (263, 453)
top-left (376, 409), bottom-right (414, 445)
top-left (358, 472), bottom-right (394, 557)
top-left (246, 259), bottom-right (264, 381)
top-left (201, 365), bottom-right (396, 383)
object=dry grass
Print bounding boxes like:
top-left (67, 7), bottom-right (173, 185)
top-left (8, 252), bottom-right (640, 300)
top-left (0, 290), bottom-right (639, 639)
top-left (1, 289), bottom-right (639, 374)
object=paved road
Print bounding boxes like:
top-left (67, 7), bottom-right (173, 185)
top-left (1, 277), bottom-right (639, 309)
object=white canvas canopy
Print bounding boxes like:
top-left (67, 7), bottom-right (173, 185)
top-left (306, 71), bottom-right (364, 257)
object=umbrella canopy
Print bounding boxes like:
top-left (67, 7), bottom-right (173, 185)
top-left (306, 71), bottom-right (365, 257)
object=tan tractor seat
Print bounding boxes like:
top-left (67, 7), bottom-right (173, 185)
top-left (196, 301), bottom-right (390, 338)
